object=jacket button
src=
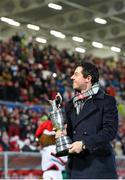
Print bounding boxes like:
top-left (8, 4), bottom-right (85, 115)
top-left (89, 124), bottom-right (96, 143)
top-left (73, 130), bottom-right (76, 134)
top-left (83, 131), bottom-right (87, 135)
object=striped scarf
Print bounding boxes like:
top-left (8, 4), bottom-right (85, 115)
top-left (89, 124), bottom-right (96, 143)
top-left (73, 83), bottom-right (99, 115)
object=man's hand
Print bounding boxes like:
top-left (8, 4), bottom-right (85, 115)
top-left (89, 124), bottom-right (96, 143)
top-left (55, 129), bottom-right (63, 139)
top-left (55, 124), bottom-right (67, 139)
top-left (69, 141), bottom-right (83, 154)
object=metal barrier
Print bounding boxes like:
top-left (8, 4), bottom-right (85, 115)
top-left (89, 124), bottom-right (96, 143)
top-left (0, 152), bottom-right (125, 178)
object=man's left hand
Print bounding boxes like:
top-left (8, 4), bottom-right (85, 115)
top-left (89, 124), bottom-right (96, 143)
top-left (68, 141), bottom-right (83, 154)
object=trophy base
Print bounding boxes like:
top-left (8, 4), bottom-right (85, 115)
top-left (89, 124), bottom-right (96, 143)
top-left (56, 136), bottom-right (72, 157)
top-left (56, 149), bottom-right (69, 157)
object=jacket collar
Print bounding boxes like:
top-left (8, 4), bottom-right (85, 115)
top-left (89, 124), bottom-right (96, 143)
top-left (92, 88), bottom-right (105, 99)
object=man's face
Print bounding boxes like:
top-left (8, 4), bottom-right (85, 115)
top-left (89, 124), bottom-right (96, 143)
top-left (71, 66), bottom-right (91, 91)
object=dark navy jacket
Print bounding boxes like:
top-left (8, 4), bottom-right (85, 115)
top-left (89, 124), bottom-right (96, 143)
top-left (65, 89), bottom-right (118, 179)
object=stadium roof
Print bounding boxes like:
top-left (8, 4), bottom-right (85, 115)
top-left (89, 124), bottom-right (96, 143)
top-left (0, 0), bottom-right (125, 54)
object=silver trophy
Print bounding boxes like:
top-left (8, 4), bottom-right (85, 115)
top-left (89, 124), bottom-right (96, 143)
top-left (49, 93), bottom-right (72, 157)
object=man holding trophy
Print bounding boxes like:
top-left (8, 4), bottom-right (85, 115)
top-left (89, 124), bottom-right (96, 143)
top-left (51, 62), bottom-right (118, 179)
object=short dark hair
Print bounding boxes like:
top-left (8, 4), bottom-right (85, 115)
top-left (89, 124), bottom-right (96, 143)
top-left (79, 62), bottom-right (99, 85)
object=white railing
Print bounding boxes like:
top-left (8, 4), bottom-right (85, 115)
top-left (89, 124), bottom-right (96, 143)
top-left (116, 156), bottom-right (125, 178)
top-left (0, 152), bottom-right (41, 178)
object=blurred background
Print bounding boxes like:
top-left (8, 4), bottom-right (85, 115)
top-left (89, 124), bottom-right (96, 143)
top-left (0, 0), bottom-right (125, 179)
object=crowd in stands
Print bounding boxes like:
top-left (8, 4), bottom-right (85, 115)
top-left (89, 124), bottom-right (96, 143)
top-left (0, 32), bottom-right (125, 156)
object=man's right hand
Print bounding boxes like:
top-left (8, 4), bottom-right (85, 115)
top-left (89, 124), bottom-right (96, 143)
top-left (55, 124), bottom-right (67, 139)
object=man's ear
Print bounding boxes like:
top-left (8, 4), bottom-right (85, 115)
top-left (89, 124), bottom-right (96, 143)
top-left (86, 75), bottom-right (92, 82)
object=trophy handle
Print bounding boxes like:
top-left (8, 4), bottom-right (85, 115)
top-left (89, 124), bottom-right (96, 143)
top-left (55, 92), bottom-right (62, 108)
top-left (48, 92), bottom-right (62, 109)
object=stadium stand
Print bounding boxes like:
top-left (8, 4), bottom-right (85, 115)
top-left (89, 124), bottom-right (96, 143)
top-left (0, 33), bottom-right (125, 178)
